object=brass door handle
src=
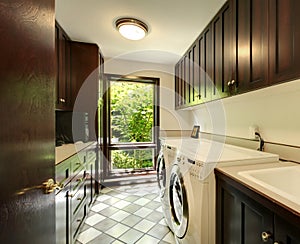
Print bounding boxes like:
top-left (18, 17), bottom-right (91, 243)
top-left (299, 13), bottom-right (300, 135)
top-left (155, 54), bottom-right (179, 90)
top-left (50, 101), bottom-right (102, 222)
top-left (42, 179), bottom-right (62, 194)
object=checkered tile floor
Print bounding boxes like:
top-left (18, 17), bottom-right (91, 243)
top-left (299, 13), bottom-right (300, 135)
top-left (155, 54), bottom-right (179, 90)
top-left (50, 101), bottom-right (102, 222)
top-left (76, 182), bottom-right (176, 244)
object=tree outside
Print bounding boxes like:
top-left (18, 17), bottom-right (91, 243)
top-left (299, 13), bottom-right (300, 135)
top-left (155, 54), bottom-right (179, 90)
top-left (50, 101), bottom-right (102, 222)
top-left (110, 81), bottom-right (154, 169)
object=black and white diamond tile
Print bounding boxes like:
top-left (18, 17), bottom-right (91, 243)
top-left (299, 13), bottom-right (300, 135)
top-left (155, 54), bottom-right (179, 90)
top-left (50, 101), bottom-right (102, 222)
top-left (76, 182), bottom-right (175, 244)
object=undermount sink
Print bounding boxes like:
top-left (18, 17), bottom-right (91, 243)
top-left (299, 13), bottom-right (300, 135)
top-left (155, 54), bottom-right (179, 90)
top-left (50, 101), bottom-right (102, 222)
top-left (238, 165), bottom-right (300, 205)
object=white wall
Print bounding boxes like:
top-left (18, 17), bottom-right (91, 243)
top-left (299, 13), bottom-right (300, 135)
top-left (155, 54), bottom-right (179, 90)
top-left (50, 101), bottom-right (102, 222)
top-left (191, 79), bottom-right (300, 147)
top-left (104, 58), bottom-right (193, 134)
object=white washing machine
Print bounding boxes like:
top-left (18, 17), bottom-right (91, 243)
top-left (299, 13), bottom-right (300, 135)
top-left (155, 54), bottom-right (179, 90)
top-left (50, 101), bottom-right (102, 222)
top-left (169, 153), bottom-right (209, 243)
top-left (167, 139), bottom-right (279, 244)
top-left (156, 143), bottom-right (177, 231)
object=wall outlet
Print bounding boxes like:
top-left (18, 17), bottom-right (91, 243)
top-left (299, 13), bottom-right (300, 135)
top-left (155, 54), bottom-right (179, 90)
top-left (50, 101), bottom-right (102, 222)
top-left (248, 125), bottom-right (259, 139)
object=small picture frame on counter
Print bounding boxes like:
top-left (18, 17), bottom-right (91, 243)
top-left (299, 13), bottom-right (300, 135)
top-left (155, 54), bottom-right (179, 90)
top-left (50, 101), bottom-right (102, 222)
top-left (191, 125), bottom-right (200, 138)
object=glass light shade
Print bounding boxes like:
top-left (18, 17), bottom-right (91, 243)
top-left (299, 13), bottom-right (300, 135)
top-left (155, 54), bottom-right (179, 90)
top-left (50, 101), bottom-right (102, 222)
top-left (116, 18), bottom-right (148, 41)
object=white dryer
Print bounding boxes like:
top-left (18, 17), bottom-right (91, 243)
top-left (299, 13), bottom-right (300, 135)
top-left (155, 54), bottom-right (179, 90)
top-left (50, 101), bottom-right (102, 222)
top-left (156, 143), bottom-right (177, 231)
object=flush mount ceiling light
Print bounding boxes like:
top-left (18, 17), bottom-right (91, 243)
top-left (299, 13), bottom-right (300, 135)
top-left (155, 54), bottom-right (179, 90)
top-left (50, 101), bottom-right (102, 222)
top-left (115, 18), bottom-right (148, 41)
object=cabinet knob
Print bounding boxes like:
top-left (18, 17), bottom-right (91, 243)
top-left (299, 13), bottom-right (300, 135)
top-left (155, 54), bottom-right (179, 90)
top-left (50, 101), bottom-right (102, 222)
top-left (261, 231), bottom-right (272, 242)
top-left (59, 98), bottom-right (66, 103)
top-left (227, 81), bottom-right (231, 87)
top-left (274, 242), bottom-right (279, 244)
top-left (231, 80), bottom-right (235, 85)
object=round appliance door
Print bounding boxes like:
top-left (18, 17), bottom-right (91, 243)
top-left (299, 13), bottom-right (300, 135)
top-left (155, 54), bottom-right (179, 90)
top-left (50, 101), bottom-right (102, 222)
top-left (156, 152), bottom-right (166, 198)
top-left (169, 164), bottom-right (188, 239)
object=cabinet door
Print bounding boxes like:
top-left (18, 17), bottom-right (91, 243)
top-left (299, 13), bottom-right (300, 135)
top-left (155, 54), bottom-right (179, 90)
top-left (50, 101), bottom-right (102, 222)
top-left (199, 25), bottom-right (212, 102)
top-left (70, 42), bottom-right (99, 140)
top-left (184, 54), bottom-right (190, 105)
top-left (212, 0), bottom-right (234, 99)
top-left (217, 178), bottom-right (273, 244)
top-left (56, 184), bottom-right (70, 244)
top-left (56, 22), bottom-right (71, 110)
top-left (188, 43), bottom-right (200, 105)
top-left (237, 0), bottom-right (269, 92)
top-left (269, 0), bottom-right (300, 84)
top-left (274, 215), bottom-right (300, 244)
top-left (179, 58), bottom-right (185, 106)
top-left (175, 63), bottom-right (180, 108)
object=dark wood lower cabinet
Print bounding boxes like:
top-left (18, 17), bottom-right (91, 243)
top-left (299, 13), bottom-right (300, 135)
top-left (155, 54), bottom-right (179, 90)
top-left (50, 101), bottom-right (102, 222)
top-left (216, 170), bottom-right (300, 244)
top-left (274, 215), bottom-right (300, 244)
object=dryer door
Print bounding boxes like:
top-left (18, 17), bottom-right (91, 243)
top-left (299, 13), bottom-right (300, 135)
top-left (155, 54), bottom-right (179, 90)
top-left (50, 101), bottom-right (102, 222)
top-left (156, 152), bottom-right (166, 198)
top-left (169, 164), bottom-right (188, 239)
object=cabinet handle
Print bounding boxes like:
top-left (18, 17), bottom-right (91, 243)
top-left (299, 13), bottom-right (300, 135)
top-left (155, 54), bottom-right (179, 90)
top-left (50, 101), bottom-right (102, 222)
top-left (77, 197), bottom-right (82, 201)
top-left (261, 231), bottom-right (272, 242)
top-left (67, 193), bottom-right (74, 198)
top-left (274, 242), bottom-right (279, 244)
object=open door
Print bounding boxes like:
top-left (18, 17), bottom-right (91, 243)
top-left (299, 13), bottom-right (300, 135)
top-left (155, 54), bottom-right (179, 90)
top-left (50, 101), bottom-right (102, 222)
top-left (0, 1), bottom-right (56, 243)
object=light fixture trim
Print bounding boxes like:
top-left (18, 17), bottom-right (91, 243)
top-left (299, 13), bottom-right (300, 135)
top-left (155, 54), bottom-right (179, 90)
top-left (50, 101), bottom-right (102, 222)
top-left (115, 17), bottom-right (148, 40)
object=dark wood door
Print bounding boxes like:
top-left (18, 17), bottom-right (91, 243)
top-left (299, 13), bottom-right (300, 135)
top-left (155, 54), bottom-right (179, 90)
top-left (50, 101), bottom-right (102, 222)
top-left (0, 1), bottom-right (56, 243)
top-left (236, 0), bottom-right (269, 92)
top-left (269, 0), bottom-right (300, 84)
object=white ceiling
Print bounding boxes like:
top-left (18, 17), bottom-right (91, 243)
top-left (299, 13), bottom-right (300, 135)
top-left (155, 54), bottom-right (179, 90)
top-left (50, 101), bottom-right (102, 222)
top-left (55, 0), bottom-right (226, 65)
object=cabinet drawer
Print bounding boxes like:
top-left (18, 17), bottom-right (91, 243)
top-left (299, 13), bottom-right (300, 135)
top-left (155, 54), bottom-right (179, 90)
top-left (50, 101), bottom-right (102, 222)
top-left (71, 184), bottom-right (86, 216)
top-left (56, 160), bottom-right (71, 188)
top-left (86, 149), bottom-right (96, 163)
top-left (71, 168), bottom-right (86, 193)
top-left (72, 204), bottom-right (87, 241)
top-left (70, 152), bottom-right (86, 177)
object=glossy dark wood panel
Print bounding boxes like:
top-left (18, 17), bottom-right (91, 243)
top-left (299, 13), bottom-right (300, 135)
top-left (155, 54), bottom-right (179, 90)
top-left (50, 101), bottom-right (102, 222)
top-left (70, 42), bottom-right (99, 141)
top-left (274, 215), bottom-right (300, 244)
top-left (212, 1), bottom-right (233, 99)
top-left (237, 0), bottom-right (268, 91)
top-left (216, 170), bottom-right (300, 244)
top-left (175, 63), bottom-right (179, 108)
top-left (0, 0), bottom-right (55, 243)
top-left (56, 21), bottom-right (71, 110)
top-left (204, 26), bottom-right (212, 102)
top-left (184, 55), bottom-right (190, 104)
top-left (269, 0), bottom-right (300, 84)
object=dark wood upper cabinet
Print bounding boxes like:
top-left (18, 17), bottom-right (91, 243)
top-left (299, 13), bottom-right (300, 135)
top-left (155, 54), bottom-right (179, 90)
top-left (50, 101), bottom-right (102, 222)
top-left (55, 21), bottom-right (71, 110)
top-left (236, 0), bottom-right (269, 92)
top-left (269, 0), bottom-right (300, 84)
top-left (197, 24), bottom-right (213, 104)
top-left (175, 0), bottom-right (300, 110)
top-left (70, 41), bottom-right (100, 141)
top-left (212, 0), bottom-right (235, 99)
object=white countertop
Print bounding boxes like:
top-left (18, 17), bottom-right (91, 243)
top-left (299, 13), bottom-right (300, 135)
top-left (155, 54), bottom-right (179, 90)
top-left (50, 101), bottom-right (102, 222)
top-left (55, 141), bottom-right (95, 165)
top-left (161, 137), bottom-right (279, 165)
top-left (217, 161), bottom-right (300, 215)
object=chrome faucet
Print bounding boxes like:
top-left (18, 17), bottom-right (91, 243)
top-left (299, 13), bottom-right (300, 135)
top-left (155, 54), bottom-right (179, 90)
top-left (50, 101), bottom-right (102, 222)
top-left (255, 132), bottom-right (264, 151)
